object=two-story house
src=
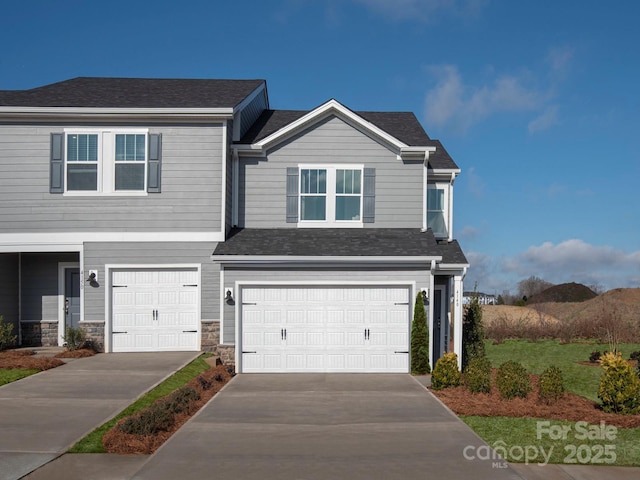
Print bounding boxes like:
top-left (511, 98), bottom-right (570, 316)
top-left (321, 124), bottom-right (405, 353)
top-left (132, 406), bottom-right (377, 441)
top-left (0, 77), bottom-right (468, 372)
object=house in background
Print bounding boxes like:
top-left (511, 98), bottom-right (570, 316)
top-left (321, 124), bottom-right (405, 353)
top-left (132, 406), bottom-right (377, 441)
top-left (0, 77), bottom-right (468, 372)
top-left (463, 292), bottom-right (497, 305)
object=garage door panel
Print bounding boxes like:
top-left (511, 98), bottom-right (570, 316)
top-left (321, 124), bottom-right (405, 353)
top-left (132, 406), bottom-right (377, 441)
top-left (111, 268), bottom-right (199, 352)
top-left (241, 286), bottom-right (410, 373)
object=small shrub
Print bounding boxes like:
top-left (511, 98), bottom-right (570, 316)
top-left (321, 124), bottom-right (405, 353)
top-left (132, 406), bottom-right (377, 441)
top-left (431, 353), bottom-right (461, 390)
top-left (118, 404), bottom-right (175, 435)
top-left (63, 326), bottom-right (86, 351)
top-left (163, 386), bottom-right (200, 415)
top-left (589, 351), bottom-right (602, 363)
top-left (538, 366), bottom-right (565, 405)
top-left (226, 365), bottom-right (236, 376)
top-left (198, 376), bottom-right (213, 390)
top-left (496, 361), bottom-right (532, 399)
top-left (213, 373), bottom-right (225, 383)
top-left (462, 294), bottom-right (485, 371)
top-left (629, 351), bottom-right (640, 362)
top-left (0, 316), bottom-right (17, 351)
top-left (411, 293), bottom-right (431, 375)
top-left (598, 352), bottom-right (640, 414)
top-left (464, 356), bottom-right (492, 394)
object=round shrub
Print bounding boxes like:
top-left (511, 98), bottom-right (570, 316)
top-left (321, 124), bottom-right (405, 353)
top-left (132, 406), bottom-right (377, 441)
top-left (538, 366), bottom-right (564, 405)
top-left (496, 361), bottom-right (532, 399)
top-left (590, 351), bottom-right (603, 363)
top-left (431, 353), bottom-right (461, 390)
top-left (598, 352), bottom-right (640, 414)
top-left (464, 356), bottom-right (492, 394)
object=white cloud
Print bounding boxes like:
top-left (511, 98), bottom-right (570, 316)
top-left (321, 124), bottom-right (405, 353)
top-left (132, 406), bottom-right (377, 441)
top-left (465, 239), bottom-right (640, 294)
top-left (466, 166), bottom-right (486, 198)
top-left (424, 64), bottom-right (546, 132)
top-left (528, 105), bottom-right (559, 134)
top-left (352, 0), bottom-right (485, 21)
top-left (424, 45), bottom-right (573, 134)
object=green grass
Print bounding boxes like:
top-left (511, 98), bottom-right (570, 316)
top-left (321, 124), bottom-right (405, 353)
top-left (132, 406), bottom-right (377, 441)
top-left (463, 416), bottom-right (640, 466)
top-left (461, 339), bottom-right (640, 466)
top-left (0, 368), bottom-right (39, 386)
top-left (68, 353), bottom-right (213, 453)
top-left (485, 339), bottom-right (640, 402)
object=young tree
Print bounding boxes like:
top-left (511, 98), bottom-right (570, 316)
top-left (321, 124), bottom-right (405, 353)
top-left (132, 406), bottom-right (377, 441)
top-left (411, 292), bottom-right (430, 374)
top-left (462, 294), bottom-right (486, 371)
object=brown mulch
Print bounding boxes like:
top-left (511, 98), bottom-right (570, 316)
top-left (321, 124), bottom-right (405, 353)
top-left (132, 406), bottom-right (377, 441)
top-left (432, 371), bottom-right (640, 429)
top-left (55, 348), bottom-right (96, 358)
top-left (0, 350), bottom-right (64, 370)
top-left (102, 364), bottom-right (233, 455)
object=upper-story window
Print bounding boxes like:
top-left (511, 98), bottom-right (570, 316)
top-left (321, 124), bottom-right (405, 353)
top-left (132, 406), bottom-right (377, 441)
top-left (64, 129), bottom-right (148, 194)
top-left (427, 185), bottom-right (448, 238)
top-left (299, 165), bottom-right (363, 225)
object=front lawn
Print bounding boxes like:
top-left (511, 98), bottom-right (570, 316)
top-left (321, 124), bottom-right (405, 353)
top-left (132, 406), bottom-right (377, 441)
top-left (484, 339), bottom-right (640, 402)
top-left (444, 339), bottom-right (640, 466)
top-left (0, 368), bottom-right (39, 386)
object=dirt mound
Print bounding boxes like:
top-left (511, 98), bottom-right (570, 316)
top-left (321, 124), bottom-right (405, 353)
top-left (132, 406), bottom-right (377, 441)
top-left (528, 282), bottom-right (597, 304)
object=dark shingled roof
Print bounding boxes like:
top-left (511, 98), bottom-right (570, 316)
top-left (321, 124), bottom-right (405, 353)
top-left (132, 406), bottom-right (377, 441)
top-left (238, 108), bottom-right (459, 170)
top-left (213, 228), bottom-right (468, 264)
top-left (0, 77), bottom-right (265, 109)
top-left (239, 109), bottom-right (431, 146)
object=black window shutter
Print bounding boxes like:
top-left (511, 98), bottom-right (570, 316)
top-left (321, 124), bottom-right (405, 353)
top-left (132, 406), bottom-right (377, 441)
top-left (147, 133), bottom-right (162, 193)
top-left (286, 167), bottom-right (299, 223)
top-left (50, 133), bottom-right (64, 193)
top-left (363, 167), bottom-right (375, 223)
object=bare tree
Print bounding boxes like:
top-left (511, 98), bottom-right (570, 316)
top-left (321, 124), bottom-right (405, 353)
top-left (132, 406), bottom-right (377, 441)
top-left (517, 275), bottom-right (553, 300)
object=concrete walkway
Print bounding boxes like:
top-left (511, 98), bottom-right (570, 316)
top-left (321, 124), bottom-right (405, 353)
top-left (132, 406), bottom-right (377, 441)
top-left (0, 351), bottom-right (199, 480)
top-left (131, 374), bottom-right (523, 480)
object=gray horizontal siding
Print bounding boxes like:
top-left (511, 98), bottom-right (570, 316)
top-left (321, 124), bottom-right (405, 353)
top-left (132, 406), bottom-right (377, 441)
top-left (20, 252), bottom-right (78, 322)
top-left (83, 242), bottom-right (220, 322)
top-left (239, 115), bottom-right (424, 228)
top-left (0, 253), bottom-right (19, 332)
top-left (221, 266), bottom-right (430, 344)
top-left (0, 124), bottom-right (224, 233)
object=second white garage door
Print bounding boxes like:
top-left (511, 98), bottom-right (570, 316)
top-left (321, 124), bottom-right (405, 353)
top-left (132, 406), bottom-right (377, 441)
top-left (241, 286), bottom-right (410, 373)
top-left (111, 269), bottom-right (199, 352)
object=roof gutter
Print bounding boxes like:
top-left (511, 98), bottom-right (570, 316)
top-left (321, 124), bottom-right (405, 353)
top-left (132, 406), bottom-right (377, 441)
top-left (212, 254), bottom-right (443, 266)
top-left (0, 106), bottom-right (235, 122)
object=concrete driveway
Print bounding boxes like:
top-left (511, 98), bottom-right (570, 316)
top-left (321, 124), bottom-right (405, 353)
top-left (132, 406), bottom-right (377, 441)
top-left (132, 374), bottom-right (523, 480)
top-left (0, 351), bottom-right (199, 480)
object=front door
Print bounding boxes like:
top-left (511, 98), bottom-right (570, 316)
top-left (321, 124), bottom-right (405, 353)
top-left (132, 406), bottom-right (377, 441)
top-left (432, 286), bottom-right (444, 364)
top-left (65, 268), bottom-right (81, 331)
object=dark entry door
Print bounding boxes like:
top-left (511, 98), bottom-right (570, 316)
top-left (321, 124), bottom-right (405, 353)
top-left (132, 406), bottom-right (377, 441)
top-left (432, 288), bottom-right (442, 363)
top-left (65, 268), bottom-right (81, 330)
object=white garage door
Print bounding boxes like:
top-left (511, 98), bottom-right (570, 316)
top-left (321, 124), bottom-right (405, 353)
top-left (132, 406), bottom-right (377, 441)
top-left (111, 269), bottom-right (199, 352)
top-left (241, 286), bottom-right (410, 373)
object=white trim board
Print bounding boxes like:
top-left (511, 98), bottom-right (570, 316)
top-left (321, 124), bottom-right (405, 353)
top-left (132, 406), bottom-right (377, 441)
top-left (0, 231), bottom-right (224, 251)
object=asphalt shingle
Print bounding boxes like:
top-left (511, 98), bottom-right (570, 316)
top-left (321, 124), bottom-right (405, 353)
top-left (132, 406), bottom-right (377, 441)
top-left (0, 77), bottom-right (265, 109)
top-left (213, 228), bottom-right (467, 265)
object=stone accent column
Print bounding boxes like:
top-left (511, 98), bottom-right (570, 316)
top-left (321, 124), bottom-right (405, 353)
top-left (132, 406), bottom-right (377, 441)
top-left (453, 275), bottom-right (464, 370)
top-left (216, 345), bottom-right (236, 366)
top-left (80, 322), bottom-right (105, 352)
top-left (200, 321), bottom-right (220, 353)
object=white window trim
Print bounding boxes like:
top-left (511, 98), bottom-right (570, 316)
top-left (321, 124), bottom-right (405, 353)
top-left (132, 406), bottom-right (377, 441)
top-left (427, 182), bottom-right (451, 240)
top-left (298, 164), bottom-right (364, 228)
top-left (63, 128), bottom-right (149, 196)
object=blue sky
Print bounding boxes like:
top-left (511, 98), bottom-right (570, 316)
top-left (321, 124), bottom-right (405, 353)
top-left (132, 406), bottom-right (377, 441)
top-left (2, 0), bottom-right (639, 294)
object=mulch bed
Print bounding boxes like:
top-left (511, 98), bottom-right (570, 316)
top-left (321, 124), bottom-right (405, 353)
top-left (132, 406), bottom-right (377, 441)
top-left (0, 350), bottom-right (64, 370)
top-left (431, 370), bottom-right (640, 429)
top-left (102, 364), bottom-right (233, 455)
top-left (55, 348), bottom-right (96, 358)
